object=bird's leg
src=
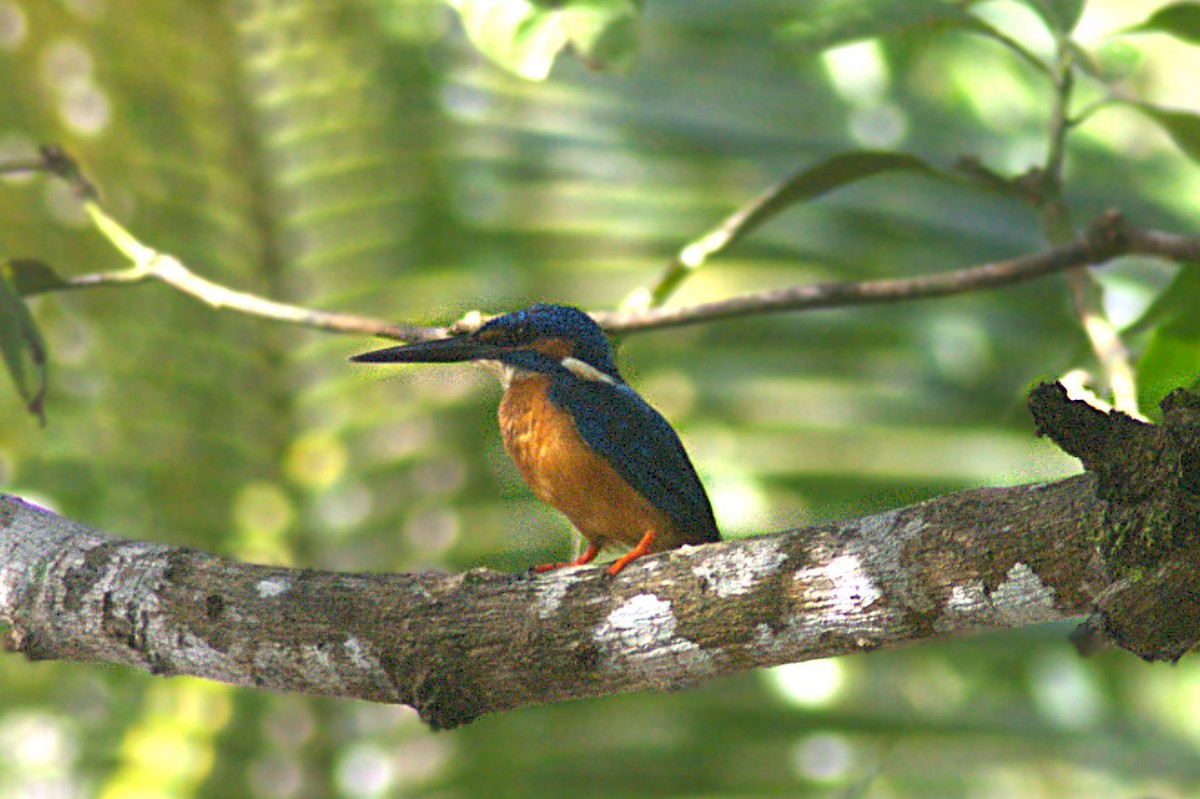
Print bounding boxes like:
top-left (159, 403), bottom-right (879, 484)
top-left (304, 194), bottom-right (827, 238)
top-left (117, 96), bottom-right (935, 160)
top-left (605, 530), bottom-right (657, 576)
top-left (533, 543), bottom-right (601, 573)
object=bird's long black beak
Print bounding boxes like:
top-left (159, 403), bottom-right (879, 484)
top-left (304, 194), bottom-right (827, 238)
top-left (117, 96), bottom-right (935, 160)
top-left (350, 335), bottom-right (504, 364)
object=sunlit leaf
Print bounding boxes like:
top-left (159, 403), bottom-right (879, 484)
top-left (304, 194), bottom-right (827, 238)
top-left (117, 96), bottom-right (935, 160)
top-left (1127, 102), bottom-right (1200, 164)
top-left (0, 267), bottom-right (48, 423)
top-left (1122, 2), bottom-right (1200, 46)
top-left (448, 0), bottom-right (565, 80)
top-left (446, 0), bottom-right (640, 80)
top-left (2, 258), bottom-right (68, 296)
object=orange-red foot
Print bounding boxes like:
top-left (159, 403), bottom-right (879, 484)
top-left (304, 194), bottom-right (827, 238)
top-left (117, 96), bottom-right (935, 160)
top-left (604, 530), bottom-right (657, 576)
top-left (533, 543), bottom-right (601, 573)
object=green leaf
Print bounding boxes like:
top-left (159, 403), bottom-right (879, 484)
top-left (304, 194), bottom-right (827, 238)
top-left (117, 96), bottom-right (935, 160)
top-left (1020, 0), bottom-right (1085, 35)
top-left (1130, 266), bottom-right (1200, 414)
top-left (2, 258), bottom-right (68, 296)
top-left (561, 0), bottom-right (640, 72)
top-left (780, 0), bottom-right (1047, 74)
top-left (781, 0), bottom-right (981, 53)
top-left (648, 151), bottom-right (940, 305)
top-left (1122, 2), bottom-right (1200, 46)
top-left (1088, 39), bottom-right (1141, 83)
top-left (448, 0), bottom-right (565, 80)
top-left (0, 266), bottom-right (48, 423)
top-left (445, 0), bottom-right (640, 80)
top-left (730, 151), bottom-right (939, 237)
top-left (1127, 102), bottom-right (1200, 164)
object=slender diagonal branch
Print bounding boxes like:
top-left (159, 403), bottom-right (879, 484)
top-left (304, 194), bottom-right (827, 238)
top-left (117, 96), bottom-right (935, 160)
top-left (1037, 38), bottom-right (1140, 417)
top-left (73, 203), bottom-right (445, 342)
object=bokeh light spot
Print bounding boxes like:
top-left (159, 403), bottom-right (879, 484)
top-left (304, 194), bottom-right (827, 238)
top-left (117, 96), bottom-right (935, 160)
top-left (708, 469), bottom-right (768, 534)
top-left (336, 743), bottom-right (394, 799)
top-left (43, 178), bottom-right (89, 227)
top-left (313, 482), bottom-right (373, 535)
top-left (0, 2), bottom-right (27, 50)
top-left (58, 82), bottom-right (111, 136)
top-left (285, 430), bottom-right (349, 489)
top-left (1030, 650), bottom-right (1104, 729)
top-left (823, 41), bottom-right (889, 104)
top-left (405, 507), bottom-right (459, 554)
top-left (766, 658), bottom-right (846, 707)
top-left (232, 482), bottom-right (296, 563)
top-left (848, 102), bottom-right (908, 148)
top-left (791, 732), bottom-right (855, 782)
top-left (40, 38), bottom-right (93, 92)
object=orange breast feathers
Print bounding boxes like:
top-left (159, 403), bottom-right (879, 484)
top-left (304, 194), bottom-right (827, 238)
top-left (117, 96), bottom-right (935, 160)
top-left (498, 376), bottom-right (682, 554)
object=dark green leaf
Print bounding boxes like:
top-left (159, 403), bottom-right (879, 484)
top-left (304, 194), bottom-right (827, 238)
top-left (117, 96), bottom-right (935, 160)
top-left (1127, 102), bottom-right (1200, 164)
top-left (1086, 39), bottom-right (1141, 83)
top-left (661, 151), bottom-right (940, 292)
top-left (1130, 266), bottom-right (1200, 414)
top-left (446, 0), bottom-right (640, 80)
top-left (1138, 328), bottom-right (1200, 416)
top-left (0, 268), bottom-right (48, 423)
top-left (780, 0), bottom-right (1047, 74)
top-left (781, 0), bottom-right (981, 52)
top-left (738, 151), bottom-right (938, 233)
top-left (2, 258), bottom-right (68, 296)
top-left (1019, 0), bottom-right (1085, 34)
top-left (562, 0), bottom-right (640, 72)
top-left (1122, 2), bottom-right (1200, 46)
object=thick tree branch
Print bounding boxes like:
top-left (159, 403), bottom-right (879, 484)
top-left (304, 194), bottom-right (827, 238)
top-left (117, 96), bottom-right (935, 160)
top-left (3, 384), bottom-right (1199, 729)
top-left (0, 476), bottom-right (1105, 729)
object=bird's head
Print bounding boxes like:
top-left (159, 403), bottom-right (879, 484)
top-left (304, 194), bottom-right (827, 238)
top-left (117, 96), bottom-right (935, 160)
top-left (351, 304), bottom-right (622, 384)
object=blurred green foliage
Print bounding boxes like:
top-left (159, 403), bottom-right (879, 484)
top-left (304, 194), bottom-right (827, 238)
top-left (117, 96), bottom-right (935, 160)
top-left (2, 0), bottom-right (1200, 797)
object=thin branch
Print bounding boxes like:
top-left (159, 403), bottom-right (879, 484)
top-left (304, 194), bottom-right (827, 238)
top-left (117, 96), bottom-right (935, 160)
top-left (69, 202), bottom-right (446, 343)
top-left (8, 148), bottom-right (1200, 342)
top-left (7, 147), bottom-right (444, 343)
top-left (1042, 39), bottom-right (1141, 417)
top-left (595, 211), bottom-right (1199, 332)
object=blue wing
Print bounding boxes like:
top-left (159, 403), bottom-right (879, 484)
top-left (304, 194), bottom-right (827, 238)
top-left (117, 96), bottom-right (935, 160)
top-left (548, 376), bottom-right (720, 543)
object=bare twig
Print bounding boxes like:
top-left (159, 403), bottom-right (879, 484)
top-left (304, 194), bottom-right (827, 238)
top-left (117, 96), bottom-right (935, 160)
top-left (0, 145), bottom-right (98, 200)
top-left (1040, 38), bottom-right (1141, 417)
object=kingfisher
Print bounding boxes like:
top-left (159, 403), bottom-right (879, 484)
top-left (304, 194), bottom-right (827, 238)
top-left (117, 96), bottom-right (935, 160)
top-left (351, 304), bottom-right (720, 576)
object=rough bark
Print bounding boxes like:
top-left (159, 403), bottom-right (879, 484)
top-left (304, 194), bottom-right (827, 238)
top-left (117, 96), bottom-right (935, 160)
top-left (1, 382), bottom-right (1196, 729)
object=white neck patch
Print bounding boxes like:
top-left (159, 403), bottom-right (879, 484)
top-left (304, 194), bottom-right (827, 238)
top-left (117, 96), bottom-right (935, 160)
top-left (561, 357), bottom-right (617, 385)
